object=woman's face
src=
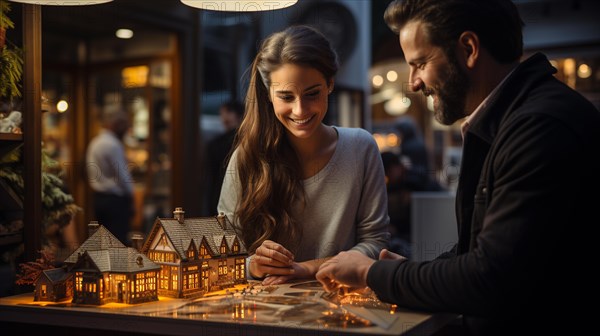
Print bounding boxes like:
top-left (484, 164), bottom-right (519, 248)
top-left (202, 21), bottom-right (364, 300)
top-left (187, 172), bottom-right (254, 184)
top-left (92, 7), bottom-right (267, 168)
top-left (269, 63), bottom-right (332, 139)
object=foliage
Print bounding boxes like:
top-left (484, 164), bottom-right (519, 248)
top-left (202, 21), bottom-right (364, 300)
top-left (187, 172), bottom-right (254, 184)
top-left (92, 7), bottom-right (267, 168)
top-left (15, 248), bottom-right (56, 285)
top-left (0, 0), bottom-right (23, 100)
top-left (0, 0), bottom-right (15, 30)
top-left (0, 46), bottom-right (23, 99)
top-left (0, 146), bottom-right (82, 232)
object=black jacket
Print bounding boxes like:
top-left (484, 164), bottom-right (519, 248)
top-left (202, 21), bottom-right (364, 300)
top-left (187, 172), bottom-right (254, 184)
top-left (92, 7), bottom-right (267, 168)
top-left (367, 53), bottom-right (600, 335)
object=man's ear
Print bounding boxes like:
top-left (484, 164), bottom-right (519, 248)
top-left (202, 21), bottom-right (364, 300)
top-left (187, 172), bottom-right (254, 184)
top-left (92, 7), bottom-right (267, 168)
top-left (458, 31), bottom-right (479, 69)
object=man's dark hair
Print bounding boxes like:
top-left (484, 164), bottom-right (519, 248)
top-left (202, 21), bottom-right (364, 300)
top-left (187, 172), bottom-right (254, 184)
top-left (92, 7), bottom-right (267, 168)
top-left (384, 0), bottom-right (524, 64)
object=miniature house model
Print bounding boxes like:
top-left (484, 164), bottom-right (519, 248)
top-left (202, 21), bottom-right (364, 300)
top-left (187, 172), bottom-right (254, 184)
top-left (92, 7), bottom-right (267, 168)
top-left (34, 268), bottom-right (72, 302)
top-left (60, 221), bottom-right (161, 305)
top-left (33, 209), bottom-right (246, 304)
top-left (141, 208), bottom-right (248, 298)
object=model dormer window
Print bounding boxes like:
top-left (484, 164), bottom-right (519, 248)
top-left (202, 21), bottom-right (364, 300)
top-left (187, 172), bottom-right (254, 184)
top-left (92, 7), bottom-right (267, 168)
top-left (199, 241), bottom-right (210, 258)
top-left (220, 239), bottom-right (227, 254)
top-left (232, 241), bottom-right (240, 253)
top-left (187, 248), bottom-right (195, 259)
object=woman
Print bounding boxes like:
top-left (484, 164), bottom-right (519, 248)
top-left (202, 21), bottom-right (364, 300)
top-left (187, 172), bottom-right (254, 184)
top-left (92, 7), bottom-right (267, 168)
top-left (218, 25), bottom-right (389, 285)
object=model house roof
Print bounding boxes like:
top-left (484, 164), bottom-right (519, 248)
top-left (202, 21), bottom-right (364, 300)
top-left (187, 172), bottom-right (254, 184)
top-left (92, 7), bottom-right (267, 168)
top-left (142, 210), bottom-right (247, 260)
top-left (64, 224), bottom-right (125, 264)
top-left (41, 268), bottom-right (72, 284)
top-left (74, 248), bottom-right (161, 273)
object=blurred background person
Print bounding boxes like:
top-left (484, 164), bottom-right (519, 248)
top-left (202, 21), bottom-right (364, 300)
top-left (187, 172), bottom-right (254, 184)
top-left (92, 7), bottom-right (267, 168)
top-left (381, 151), bottom-right (411, 256)
top-left (205, 100), bottom-right (244, 214)
top-left (394, 116), bottom-right (444, 192)
top-left (86, 106), bottom-right (135, 244)
top-left (382, 118), bottom-right (445, 257)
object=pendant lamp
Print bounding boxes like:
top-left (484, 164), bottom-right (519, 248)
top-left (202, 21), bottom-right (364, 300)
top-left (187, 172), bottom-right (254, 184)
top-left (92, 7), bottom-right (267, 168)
top-left (180, 0), bottom-right (298, 12)
top-left (8, 0), bottom-right (112, 5)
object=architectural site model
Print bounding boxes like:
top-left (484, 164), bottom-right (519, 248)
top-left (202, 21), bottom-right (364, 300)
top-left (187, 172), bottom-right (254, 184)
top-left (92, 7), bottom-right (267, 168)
top-left (0, 207), bottom-right (450, 335)
top-left (34, 208), bottom-right (248, 304)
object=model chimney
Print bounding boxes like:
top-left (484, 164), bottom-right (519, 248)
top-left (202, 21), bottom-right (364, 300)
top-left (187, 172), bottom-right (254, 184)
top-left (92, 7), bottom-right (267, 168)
top-left (131, 232), bottom-right (144, 251)
top-left (216, 212), bottom-right (227, 230)
top-left (173, 207), bottom-right (185, 224)
top-left (88, 220), bottom-right (100, 237)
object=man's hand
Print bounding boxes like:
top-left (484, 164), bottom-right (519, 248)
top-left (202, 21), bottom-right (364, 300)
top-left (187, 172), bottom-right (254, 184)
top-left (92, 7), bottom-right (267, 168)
top-left (315, 250), bottom-right (375, 292)
top-left (379, 248), bottom-right (407, 262)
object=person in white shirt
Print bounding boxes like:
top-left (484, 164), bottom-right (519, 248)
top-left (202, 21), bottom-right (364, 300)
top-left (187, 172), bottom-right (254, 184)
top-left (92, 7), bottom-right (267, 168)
top-left (86, 106), bottom-right (134, 244)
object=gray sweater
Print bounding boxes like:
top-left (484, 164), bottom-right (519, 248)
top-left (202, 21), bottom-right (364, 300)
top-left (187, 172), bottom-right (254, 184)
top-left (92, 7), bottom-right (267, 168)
top-left (218, 126), bottom-right (390, 262)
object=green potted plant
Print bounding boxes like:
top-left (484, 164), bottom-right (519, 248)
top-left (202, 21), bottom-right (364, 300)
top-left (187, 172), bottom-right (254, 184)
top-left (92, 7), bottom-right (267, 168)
top-left (0, 0), bottom-right (23, 103)
top-left (0, 0), bottom-right (13, 48)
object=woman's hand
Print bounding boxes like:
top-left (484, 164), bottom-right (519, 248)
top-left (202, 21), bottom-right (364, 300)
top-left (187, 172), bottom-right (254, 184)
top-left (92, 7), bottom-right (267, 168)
top-left (261, 257), bottom-right (331, 285)
top-left (249, 240), bottom-right (295, 279)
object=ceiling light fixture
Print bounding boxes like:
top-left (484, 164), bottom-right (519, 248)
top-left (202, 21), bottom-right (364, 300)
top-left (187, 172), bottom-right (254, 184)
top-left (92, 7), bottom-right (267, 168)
top-left (116, 28), bottom-right (134, 39)
top-left (8, 0), bottom-right (113, 5)
top-left (180, 0), bottom-right (298, 12)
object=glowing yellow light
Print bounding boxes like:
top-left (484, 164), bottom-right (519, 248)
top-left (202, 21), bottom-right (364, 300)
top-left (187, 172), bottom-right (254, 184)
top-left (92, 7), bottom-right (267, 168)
top-left (386, 133), bottom-right (399, 147)
top-left (563, 58), bottom-right (576, 76)
top-left (386, 70), bottom-right (398, 82)
top-left (122, 66), bottom-right (149, 88)
top-left (372, 75), bottom-right (384, 88)
top-left (577, 63), bottom-right (592, 79)
top-left (384, 94), bottom-right (411, 116)
top-left (56, 100), bottom-right (68, 113)
top-left (116, 29), bottom-right (134, 39)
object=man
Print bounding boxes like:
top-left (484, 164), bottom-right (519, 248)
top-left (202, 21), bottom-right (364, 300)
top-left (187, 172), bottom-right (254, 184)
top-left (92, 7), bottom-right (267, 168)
top-left (205, 100), bottom-right (244, 214)
top-left (316, 1), bottom-right (600, 335)
top-left (86, 106), bottom-right (134, 244)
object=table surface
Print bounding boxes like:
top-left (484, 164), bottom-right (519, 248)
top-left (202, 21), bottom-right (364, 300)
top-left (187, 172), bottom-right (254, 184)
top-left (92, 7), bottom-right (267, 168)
top-left (0, 280), bottom-right (457, 336)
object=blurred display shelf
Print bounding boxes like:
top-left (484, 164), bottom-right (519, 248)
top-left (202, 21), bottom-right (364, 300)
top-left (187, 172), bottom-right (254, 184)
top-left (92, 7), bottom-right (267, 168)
top-left (0, 134), bottom-right (23, 158)
top-left (0, 133), bottom-right (23, 141)
top-left (0, 232), bottom-right (22, 248)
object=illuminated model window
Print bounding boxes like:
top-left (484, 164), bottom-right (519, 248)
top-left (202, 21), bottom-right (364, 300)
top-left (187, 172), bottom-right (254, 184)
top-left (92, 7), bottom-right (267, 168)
top-left (218, 260), bottom-right (227, 275)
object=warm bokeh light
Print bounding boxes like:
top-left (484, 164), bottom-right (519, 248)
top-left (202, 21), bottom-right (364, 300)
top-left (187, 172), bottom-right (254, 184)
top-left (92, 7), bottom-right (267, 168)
top-left (56, 100), bottom-right (68, 113)
top-left (116, 29), bottom-right (134, 39)
top-left (386, 133), bottom-right (399, 147)
top-left (372, 75), bottom-right (384, 88)
top-left (563, 58), bottom-right (576, 76)
top-left (577, 63), bottom-right (592, 79)
top-left (122, 66), bottom-right (149, 88)
top-left (386, 70), bottom-right (398, 82)
top-left (384, 94), bottom-right (411, 116)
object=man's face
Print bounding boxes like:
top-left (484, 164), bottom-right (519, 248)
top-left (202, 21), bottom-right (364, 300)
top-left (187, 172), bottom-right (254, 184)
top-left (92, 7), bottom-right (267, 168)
top-left (399, 20), bottom-right (469, 125)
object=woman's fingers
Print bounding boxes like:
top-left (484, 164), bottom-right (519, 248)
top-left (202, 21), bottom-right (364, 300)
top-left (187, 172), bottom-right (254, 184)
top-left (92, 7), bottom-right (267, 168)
top-left (261, 275), bottom-right (293, 286)
top-left (262, 240), bottom-right (295, 259)
top-left (255, 241), bottom-right (294, 266)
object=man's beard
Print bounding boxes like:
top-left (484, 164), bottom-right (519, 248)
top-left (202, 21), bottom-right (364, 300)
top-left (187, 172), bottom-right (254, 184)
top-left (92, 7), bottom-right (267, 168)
top-left (427, 52), bottom-right (470, 126)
